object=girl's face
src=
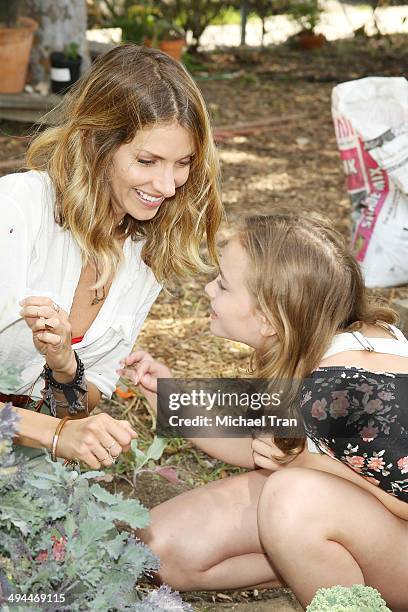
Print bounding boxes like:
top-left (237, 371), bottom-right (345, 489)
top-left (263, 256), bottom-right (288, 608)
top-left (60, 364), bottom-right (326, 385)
top-left (205, 238), bottom-right (273, 349)
top-left (110, 121), bottom-right (194, 222)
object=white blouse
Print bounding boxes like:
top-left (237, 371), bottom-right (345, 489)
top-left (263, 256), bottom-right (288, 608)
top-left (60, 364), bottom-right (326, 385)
top-left (0, 170), bottom-right (162, 399)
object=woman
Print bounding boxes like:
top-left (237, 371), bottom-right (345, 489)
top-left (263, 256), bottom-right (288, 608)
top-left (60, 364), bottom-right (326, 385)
top-left (121, 212), bottom-right (408, 610)
top-left (0, 43), bottom-right (222, 470)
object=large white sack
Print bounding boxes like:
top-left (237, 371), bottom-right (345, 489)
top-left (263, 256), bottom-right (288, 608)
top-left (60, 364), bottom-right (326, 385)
top-left (332, 77), bottom-right (408, 288)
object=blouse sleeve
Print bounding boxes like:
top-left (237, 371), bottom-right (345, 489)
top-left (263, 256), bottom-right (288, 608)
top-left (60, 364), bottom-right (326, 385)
top-left (0, 174), bottom-right (43, 326)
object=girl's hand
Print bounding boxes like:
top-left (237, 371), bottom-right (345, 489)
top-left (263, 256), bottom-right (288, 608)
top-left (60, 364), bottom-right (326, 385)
top-left (19, 296), bottom-right (76, 377)
top-left (117, 348), bottom-right (172, 394)
top-left (251, 436), bottom-right (286, 471)
top-left (57, 412), bottom-right (137, 469)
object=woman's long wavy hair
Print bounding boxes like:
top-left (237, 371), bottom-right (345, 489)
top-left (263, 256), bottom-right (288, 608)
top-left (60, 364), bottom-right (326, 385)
top-left (238, 211), bottom-right (398, 461)
top-left (26, 43), bottom-right (222, 286)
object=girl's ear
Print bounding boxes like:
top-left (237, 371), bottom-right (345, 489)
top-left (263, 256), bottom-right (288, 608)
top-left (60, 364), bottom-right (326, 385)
top-left (257, 312), bottom-right (276, 338)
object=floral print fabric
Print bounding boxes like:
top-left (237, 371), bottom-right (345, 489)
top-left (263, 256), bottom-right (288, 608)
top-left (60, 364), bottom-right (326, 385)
top-left (301, 367), bottom-right (408, 502)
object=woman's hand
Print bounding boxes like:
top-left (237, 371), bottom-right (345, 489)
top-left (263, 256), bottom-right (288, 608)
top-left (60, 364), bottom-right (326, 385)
top-left (251, 436), bottom-right (287, 471)
top-left (19, 296), bottom-right (76, 377)
top-left (57, 412), bottom-right (137, 469)
top-left (117, 348), bottom-right (172, 394)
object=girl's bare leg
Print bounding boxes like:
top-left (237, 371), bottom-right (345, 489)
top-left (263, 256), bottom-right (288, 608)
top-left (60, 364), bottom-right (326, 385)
top-left (257, 467), bottom-right (408, 610)
top-left (139, 469), bottom-right (283, 591)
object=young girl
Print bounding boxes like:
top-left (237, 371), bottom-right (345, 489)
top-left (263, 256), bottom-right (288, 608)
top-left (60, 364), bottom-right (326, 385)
top-left (0, 43), bottom-right (222, 470)
top-left (119, 212), bottom-right (408, 610)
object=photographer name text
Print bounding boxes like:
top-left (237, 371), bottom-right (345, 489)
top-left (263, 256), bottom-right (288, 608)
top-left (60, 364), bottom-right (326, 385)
top-left (167, 415), bottom-right (298, 427)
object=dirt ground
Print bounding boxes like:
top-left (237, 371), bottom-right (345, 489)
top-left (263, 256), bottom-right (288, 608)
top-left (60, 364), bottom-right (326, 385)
top-left (2, 34), bottom-right (408, 609)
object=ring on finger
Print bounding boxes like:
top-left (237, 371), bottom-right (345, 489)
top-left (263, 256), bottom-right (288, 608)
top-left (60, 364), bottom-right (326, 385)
top-left (100, 452), bottom-right (110, 463)
top-left (105, 441), bottom-right (117, 451)
top-left (107, 448), bottom-right (118, 463)
top-left (39, 317), bottom-right (50, 331)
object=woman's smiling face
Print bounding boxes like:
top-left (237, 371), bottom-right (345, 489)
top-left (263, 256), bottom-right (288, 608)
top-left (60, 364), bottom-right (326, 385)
top-left (110, 121), bottom-right (194, 222)
top-left (205, 238), bottom-right (272, 349)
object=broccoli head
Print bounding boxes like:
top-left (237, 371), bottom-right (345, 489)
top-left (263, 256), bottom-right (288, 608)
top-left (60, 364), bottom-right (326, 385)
top-left (306, 584), bottom-right (391, 612)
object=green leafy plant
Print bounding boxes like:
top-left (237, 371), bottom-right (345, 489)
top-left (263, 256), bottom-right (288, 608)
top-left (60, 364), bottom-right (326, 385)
top-left (92, 0), bottom-right (234, 50)
top-left (0, 366), bottom-right (190, 610)
top-left (287, 0), bottom-right (322, 33)
top-left (153, 18), bottom-right (185, 42)
top-left (121, 11), bottom-right (185, 45)
top-left (119, 4), bottom-right (162, 43)
top-left (95, 1), bottom-right (163, 44)
top-left (130, 436), bottom-right (181, 488)
top-left (63, 42), bottom-right (80, 61)
top-left (159, 0), bottom-right (234, 51)
top-left (306, 584), bottom-right (391, 612)
top-left (0, 404), bottom-right (21, 487)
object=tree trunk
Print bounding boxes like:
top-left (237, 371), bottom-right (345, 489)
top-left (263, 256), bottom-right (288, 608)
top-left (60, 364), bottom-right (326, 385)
top-left (24, 0), bottom-right (90, 85)
top-left (240, 0), bottom-right (249, 46)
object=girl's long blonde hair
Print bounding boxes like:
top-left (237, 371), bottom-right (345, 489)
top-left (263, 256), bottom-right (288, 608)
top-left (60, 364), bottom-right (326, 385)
top-left (238, 211), bottom-right (398, 459)
top-left (26, 43), bottom-right (222, 286)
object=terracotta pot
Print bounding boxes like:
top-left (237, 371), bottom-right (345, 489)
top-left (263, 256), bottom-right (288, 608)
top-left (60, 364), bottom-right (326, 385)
top-left (159, 38), bottom-right (185, 61)
top-left (297, 32), bottom-right (325, 50)
top-left (0, 17), bottom-right (38, 94)
top-left (143, 37), bottom-right (185, 61)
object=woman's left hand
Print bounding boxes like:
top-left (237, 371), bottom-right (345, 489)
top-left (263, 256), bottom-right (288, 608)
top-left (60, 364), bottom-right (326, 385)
top-left (19, 296), bottom-right (76, 375)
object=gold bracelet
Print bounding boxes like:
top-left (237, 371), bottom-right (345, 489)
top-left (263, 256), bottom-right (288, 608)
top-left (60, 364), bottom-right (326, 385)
top-left (51, 416), bottom-right (71, 462)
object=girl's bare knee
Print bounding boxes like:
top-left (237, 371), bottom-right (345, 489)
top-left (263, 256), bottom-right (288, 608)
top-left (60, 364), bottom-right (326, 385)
top-left (257, 468), bottom-right (324, 550)
top-left (138, 520), bottom-right (205, 591)
top-left (259, 468), bottom-right (312, 516)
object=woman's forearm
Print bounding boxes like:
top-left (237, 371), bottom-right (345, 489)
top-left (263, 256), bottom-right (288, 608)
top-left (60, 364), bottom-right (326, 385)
top-left (2, 377), bottom-right (102, 450)
top-left (85, 380), bottom-right (102, 410)
top-left (51, 352), bottom-right (102, 417)
top-left (5, 403), bottom-right (59, 450)
top-left (54, 378), bottom-right (102, 419)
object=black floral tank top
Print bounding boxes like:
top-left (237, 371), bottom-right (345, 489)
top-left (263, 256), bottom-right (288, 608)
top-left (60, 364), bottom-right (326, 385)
top-left (301, 366), bottom-right (408, 502)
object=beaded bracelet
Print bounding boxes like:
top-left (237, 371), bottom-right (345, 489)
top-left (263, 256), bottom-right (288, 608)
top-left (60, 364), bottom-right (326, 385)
top-left (51, 416), bottom-right (71, 462)
top-left (41, 351), bottom-right (88, 416)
